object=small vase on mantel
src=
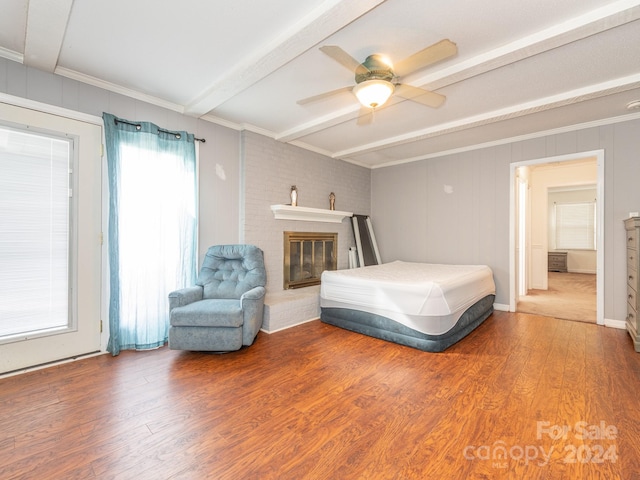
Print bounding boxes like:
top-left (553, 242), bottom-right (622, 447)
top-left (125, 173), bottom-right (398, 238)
top-left (290, 185), bottom-right (298, 206)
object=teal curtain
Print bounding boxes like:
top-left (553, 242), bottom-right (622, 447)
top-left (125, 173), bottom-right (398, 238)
top-left (103, 113), bottom-right (197, 355)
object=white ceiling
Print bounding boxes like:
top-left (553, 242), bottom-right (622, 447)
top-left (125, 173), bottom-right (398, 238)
top-left (2, 0), bottom-right (640, 168)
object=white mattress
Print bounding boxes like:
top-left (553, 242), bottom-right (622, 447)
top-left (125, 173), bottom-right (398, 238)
top-left (320, 261), bottom-right (496, 335)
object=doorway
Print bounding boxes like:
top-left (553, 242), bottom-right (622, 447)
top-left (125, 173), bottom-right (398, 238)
top-left (509, 151), bottom-right (604, 325)
top-left (0, 101), bottom-right (102, 374)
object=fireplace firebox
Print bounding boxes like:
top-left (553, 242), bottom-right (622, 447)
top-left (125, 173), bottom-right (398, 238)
top-left (283, 231), bottom-right (337, 289)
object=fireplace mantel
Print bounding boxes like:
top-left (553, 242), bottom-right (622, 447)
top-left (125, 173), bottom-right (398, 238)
top-left (270, 204), bottom-right (352, 223)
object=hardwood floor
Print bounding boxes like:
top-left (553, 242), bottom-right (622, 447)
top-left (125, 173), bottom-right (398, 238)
top-left (1, 312), bottom-right (639, 479)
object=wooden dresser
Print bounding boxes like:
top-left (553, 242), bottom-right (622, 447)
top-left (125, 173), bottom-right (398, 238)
top-left (624, 217), bottom-right (640, 352)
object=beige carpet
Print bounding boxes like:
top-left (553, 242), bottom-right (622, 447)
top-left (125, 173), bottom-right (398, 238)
top-left (517, 272), bottom-right (596, 323)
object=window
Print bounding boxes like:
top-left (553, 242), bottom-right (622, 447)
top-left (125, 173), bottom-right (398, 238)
top-left (0, 125), bottom-right (73, 340)
top-left (103, 113), bottom-right (198, 355)
top-left (555, 201), bottom-right (596, 250)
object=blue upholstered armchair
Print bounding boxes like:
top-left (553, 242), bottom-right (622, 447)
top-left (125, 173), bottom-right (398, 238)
top-left (168, 245), bottom-right (267, 352)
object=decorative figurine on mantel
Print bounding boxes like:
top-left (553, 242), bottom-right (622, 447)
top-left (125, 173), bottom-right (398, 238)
top-left (329, 192), bottom-right (336, 211)
top-left (290, 185), bottom-right (298, 206)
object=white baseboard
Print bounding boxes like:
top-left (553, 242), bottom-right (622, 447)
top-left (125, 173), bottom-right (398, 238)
top-left (260, 310), bottom-right (626, 333)
top-left (493, 303), bottom-right (510, 312)
top-left (604, 318), bottom-right (626, 330)
top-left (260, 316), bottom-right (319, 334)
top-left (0, 350), bottom-right (107, 379)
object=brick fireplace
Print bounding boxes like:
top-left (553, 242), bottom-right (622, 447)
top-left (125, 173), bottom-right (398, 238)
top-left (260, 207), bottom-right (350, 332)
top-left (241, 131), bottom-right (371, 332)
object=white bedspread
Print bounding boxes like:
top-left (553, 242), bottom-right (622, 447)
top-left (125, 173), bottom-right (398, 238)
top-left (320, 261), bottom-right (495, 335)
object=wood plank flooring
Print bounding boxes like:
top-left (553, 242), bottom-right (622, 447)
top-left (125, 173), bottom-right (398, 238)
top-left (1, 311), bottom-right (639, 479)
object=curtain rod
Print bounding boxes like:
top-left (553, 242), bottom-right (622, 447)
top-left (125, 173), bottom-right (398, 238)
top-left (114, 118), bottom-right (205, 143)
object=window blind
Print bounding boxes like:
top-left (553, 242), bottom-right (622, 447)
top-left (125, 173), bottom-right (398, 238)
top-left (555, 201), bottom-right (596, 250)
top-left (0, 126), bottom-right (71, 338)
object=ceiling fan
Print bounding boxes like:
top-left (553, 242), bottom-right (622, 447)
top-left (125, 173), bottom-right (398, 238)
top-left (297, 39), bottom-right (457, 124)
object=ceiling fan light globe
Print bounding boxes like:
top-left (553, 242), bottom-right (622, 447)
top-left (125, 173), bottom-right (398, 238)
top-left (353, 80), bottom-right (395, 109)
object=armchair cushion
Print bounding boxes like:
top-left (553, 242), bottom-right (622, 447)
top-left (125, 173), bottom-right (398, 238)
top-left (170, 299), bottom-right (243, 328)
top-left (197, 244), bottom-right (266, 299)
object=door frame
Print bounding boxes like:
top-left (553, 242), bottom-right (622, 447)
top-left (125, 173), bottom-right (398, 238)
top-left (508, 149), bottom-right (605, 325)
top-left (0, 93), bottom-right (105, 374)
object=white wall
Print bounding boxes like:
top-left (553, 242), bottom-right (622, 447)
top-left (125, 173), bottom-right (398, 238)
top-left (371, 120), bottom-right (640, 323)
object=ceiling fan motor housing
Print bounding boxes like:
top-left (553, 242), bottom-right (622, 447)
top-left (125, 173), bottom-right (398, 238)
top-left (355, 54), bottom-right (395, 84)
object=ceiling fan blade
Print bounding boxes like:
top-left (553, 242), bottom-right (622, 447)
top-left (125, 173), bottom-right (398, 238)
top-left (356, 106), bottom-right (374, 126)
top-left (393, 39), bottom-right (457, 77)
top-left (320, 45), bottom-right (370, 75)
top-left (297, 86), bottom-right (353, 105)
top-left (395, 84), bottom-right (446, 108)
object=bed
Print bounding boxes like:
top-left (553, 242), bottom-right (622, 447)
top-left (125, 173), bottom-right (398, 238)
top-left (320, 261), bottom-right (496, 352)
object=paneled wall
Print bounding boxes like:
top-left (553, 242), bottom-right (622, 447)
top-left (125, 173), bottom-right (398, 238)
top-left (371, 119), bottom-right (640, 323)
top-left (5, 55), bottom-right (640, 326)
top-left (371, 145), bottom-right (509, 301)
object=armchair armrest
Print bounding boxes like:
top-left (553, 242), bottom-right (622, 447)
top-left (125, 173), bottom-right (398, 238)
top-left (168, 286), bottom-right (203, 311)
top-left (240, 286), bottom-right (267, 346)
top-left (240, 286), bottom-right (266, 303)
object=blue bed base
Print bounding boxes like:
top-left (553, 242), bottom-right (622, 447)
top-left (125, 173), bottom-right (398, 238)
top-left (321, 294), bottom-right (495, 352)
